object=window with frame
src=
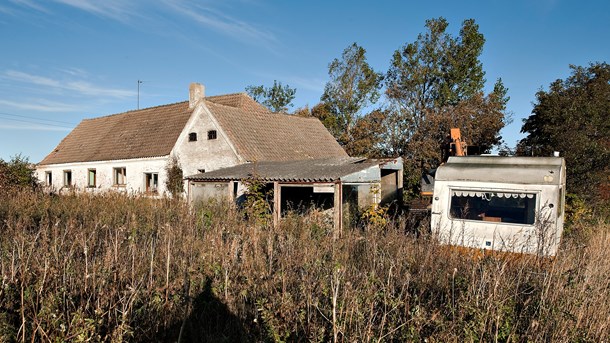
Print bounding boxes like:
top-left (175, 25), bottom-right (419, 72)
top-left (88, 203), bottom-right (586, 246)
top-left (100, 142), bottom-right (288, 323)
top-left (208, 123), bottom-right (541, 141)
top-left (449, 190), bottom-right (537, 225)
top-left (207, 130), bottom-right (217, 140)
top-left (63, 170), bottom-right (72, 187)
top-left (188, 132), bottom-right (197, 142)
top-left (114, 167), bottom-right (126, 186)
top-left (88, 169), bottom-right (96, 188)
top-left (45, 171), bottom-right (52, 186)
top-left (144, 172), bottom-right (159, 193)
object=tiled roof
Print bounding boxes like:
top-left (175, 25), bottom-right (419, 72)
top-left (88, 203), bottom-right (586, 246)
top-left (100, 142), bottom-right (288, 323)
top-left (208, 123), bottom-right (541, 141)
top-left (185, 157), bottom-right (373, 182)
top-left (205, 100), bottom-right (347, 161)
top-left (39, 101), bottom-right (193, 165)
top-left (39, 92), bottom-right (347, 165)
top-left (206, 93), bottom-right (269, 113)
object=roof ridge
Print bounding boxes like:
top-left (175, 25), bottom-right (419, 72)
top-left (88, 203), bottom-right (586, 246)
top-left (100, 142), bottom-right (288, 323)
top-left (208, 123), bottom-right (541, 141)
top-left (205, 99), bottom-right (324, 120)
top-left (205, 92), bottom-right (249, 99)
top-left (204, 97), bottom-right (269, 113)
top-left (82, 100), bottom-right (190, 121)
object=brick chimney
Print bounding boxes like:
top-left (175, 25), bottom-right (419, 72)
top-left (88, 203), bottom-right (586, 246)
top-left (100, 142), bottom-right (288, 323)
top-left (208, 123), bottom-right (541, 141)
top-left (189, 82), bottom-right (205, 109)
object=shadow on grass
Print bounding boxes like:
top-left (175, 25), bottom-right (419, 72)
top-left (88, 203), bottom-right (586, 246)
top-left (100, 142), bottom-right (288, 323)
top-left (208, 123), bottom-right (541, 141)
top-left (158, 277), bottom-right (248, 343)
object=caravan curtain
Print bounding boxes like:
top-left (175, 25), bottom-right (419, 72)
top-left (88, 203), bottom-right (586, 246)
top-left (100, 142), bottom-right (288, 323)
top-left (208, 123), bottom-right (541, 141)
top-left (452, 190), bottom-right (535, 199)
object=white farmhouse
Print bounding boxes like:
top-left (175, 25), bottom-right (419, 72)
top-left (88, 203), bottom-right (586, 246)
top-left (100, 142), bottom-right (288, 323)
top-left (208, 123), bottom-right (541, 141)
top-left (36, 83), bottom-right (347, 195)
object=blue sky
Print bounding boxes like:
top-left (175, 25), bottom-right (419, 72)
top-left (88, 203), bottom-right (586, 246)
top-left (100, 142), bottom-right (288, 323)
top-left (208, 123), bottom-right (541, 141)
top-left (1, 0), bottom-right (608, 162)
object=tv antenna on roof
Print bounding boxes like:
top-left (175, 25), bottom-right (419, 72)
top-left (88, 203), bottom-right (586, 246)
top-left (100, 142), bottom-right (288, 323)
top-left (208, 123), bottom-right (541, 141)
top-left (137, 80), bottom-right (145, 109)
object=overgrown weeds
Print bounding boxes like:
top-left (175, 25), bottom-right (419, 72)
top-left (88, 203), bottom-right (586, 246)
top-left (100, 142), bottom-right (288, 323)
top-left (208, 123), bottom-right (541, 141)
top-left (0, 190), bottom-right (608, 342)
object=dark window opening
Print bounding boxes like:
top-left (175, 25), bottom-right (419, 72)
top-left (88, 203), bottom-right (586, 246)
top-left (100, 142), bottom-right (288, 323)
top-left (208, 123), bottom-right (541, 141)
top-left (280, 186), bottom-right (334, 216)
top-left (45, 172), bottom-right (52, 186)
top-left (198, 169), bottom-right (206, 174)
top-left (189, 132), bottom-right (197, 142)
top-left (207, 130), bottom-right (217, 140)
top-left (145, 173), bottom-right (159, 193)
top-left (63, 170), bottom-right (72, 187)
top-left (449, 190), bottom-right (537, 225)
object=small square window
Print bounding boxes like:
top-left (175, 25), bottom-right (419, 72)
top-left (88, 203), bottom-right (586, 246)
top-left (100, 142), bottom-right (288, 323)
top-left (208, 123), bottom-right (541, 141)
top-left (207, 130), bottom-right (217, 140)
top-left (189, 132), bottom-right (197, 142)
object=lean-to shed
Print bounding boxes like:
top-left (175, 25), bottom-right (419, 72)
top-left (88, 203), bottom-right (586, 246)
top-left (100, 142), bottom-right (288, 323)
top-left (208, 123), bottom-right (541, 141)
top-left (186, 157), bottom-right (403, 233)
top-left (431, 156), bottom-right (566, 256)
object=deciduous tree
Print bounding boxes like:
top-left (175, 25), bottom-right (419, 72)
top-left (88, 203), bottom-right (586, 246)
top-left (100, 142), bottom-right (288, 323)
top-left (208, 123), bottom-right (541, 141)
top-left (246, 80), bottom-right (296, 113)
top-left (384, 17), bottom-right (509, 194)
top-left (319, 43), bottom-right (383, 147)
top-left (518, 62), bottom-right (610, 203)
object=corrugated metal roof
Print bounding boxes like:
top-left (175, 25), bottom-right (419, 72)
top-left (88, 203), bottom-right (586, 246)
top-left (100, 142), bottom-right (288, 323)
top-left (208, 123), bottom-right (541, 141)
top-left (185, 157), bottom-right (376, 183)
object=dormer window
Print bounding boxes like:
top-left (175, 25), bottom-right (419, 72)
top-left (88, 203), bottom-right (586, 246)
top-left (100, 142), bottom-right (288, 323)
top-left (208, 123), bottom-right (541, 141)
top-left (188, 132), bottom-right (197, 141)
top-left (207, 130), bottom-right (217, 140)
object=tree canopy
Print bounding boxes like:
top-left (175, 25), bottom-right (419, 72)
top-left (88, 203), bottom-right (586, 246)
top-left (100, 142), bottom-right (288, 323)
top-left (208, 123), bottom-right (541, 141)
top-left (518, 62), bottom-right (610, 203)
top-left (246, 80), bottom-right (296, 113)
top-left (318, 43), bottom-right (383, 148)
top-left (382, 17), bottom-right (509, 194)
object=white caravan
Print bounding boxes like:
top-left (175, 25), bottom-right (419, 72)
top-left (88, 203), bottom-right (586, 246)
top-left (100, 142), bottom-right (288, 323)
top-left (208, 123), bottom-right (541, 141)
top-left (431, 156), bottom-right (566, 256)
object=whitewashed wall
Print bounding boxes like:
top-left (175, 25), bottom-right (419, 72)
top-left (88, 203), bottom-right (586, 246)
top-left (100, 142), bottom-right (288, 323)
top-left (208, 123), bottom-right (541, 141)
top-left (36, 156), bottom-right (169, 195)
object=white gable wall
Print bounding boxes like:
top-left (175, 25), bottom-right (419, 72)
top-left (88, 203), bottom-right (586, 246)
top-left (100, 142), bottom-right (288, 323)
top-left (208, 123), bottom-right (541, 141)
top-left (172, 102), bottom-right (243, 177)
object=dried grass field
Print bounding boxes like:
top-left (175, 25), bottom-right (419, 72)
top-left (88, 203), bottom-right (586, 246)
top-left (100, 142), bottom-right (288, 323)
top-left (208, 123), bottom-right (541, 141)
top-left (1, 190), bottom-right (608, 342)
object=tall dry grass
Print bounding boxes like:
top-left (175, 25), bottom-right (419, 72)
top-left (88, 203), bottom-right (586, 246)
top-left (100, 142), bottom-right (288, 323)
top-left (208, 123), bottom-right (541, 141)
top-left (0, 190), bottom-right (608, 342)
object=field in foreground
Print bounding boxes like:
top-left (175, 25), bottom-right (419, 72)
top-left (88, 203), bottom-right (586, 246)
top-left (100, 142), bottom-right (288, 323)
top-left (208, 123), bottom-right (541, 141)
top-left (0, 191), bottom-right (608, 342)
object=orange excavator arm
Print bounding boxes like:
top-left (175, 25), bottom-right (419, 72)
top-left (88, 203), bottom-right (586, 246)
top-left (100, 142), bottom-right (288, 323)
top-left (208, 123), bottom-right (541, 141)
top-left (450, 128), bottom-right (467, 157)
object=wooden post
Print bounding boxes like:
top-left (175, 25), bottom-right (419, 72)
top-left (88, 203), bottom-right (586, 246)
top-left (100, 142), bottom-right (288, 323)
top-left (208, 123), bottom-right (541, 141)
top-left (273, 182), bottom-right (281, 228)
top-left (333, 182), bottom-right (342, 239)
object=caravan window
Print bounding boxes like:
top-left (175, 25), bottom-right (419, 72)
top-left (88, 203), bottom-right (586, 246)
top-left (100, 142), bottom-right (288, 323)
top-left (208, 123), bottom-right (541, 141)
top-left (449, 190), bottom-right (536, 225)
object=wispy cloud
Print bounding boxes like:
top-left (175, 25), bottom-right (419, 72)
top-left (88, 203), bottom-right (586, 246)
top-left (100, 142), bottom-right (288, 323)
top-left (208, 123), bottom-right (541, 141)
top-left (164, 0), bottom-right (277, 50)
top-left (3, 70), bottom-right (135, 99)
top-left (0, 5), bottom-right (14, 15)
top-left (8, 0), bottom-right (279, 53)
top-left (8, 0), bottom-right (49, 13)
top-left (0, 99), bottom-right (83, 112)
top-left (56, 67), bottom-right (89, 78)
top-left (288, 76), bottom-right (326, 93)
top-left (0, 123), bottom-right (72, 132)
top-left (51, 0), bottom-right (139, 23)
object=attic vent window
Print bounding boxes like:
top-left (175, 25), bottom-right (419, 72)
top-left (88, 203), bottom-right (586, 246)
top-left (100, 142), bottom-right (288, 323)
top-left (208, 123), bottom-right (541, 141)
top-left (207, 130), bottom-right (217, 140)
top-left (188, 132), bottom-right (197, 142)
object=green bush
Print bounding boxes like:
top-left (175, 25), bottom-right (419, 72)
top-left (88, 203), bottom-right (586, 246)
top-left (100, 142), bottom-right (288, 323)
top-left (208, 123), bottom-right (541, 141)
top-left (0, 154), bottom-right (38, 192)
